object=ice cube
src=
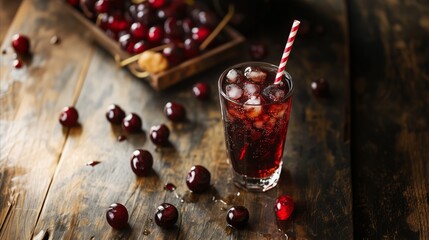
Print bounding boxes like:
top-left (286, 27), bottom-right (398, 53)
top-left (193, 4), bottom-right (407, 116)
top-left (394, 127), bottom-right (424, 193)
top-left (244, 67), bottom-right (267, 83)
top-left (245, 95), bottom-right (262, 105)
top-left (262, 85), bottom-right (286, 102)
top-left (226, 69), bottom-right (242, 83)
top-left (225, 84), bottom-right (243, 100)
top-left (244, 96), bottom-right (263, 118)
top-left (243, 82), bottom-right (260, 97)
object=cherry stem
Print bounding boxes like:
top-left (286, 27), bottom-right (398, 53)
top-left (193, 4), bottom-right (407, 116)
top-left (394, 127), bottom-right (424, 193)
top-left (95, 13), bottom-right (105, 27)
top-left (131, 0), bottom-right (146, 4)
top-left (199, 4), bottom-right (234, 51)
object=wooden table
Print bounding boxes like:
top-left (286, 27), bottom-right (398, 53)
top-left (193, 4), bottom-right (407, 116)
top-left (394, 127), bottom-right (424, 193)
top-left (0, 0), bottom-right (427, 239)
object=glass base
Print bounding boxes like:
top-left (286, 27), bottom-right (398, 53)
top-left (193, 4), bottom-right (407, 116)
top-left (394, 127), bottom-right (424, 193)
top-left (231, 163), bottom-right (282, 192)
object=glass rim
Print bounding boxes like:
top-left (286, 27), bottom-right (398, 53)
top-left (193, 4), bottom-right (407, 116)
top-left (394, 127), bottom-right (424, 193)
top-left (218, 61), bottom-right (294, 106)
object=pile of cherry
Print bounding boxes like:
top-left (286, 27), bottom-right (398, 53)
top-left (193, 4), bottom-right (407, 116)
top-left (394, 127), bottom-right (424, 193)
top-left (58, 92), bottom-right (295, 231)
top-left (65, 0), bottom-right (223, 68)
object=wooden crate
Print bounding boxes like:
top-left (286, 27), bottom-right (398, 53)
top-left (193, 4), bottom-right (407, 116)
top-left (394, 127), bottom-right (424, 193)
top-left (61, 1), bottom-right (245, 90)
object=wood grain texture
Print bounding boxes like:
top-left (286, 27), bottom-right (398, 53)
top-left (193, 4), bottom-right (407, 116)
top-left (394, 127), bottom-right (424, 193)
top-left (0, 0), bottom-right (95, 239)
top-left (349, 0), bottom-right (429, 238)
top-left (32, 0), bottom-right (352, 239)
top-left (0, 0), bottom-right (22, 44)
top-left (1, 0), bottom-right (352, 239)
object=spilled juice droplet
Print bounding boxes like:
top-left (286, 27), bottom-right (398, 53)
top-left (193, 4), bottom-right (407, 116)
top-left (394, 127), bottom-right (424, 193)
top-left (117, 135), bottom-right (127, 142)
top-left (86, 161), bottom-right (100, 167)
top-left (163, 183), bottom-right (176, 191)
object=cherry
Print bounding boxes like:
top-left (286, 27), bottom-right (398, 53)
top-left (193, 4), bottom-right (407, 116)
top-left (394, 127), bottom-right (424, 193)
top-left (59, 106), bottom-right (79, 128)
top-left (148, 0), bottom-right (169, 9)
top-left (106, 203), bottom-right (129, 229)
top-left (226, 206), bottom-right (249, 229)
top-left (249, 43), bottom-right (267, 60)
top-left (118, 31), bottom-right (129, 39)
top-left (13, 59), bottom-right (23, 69)
top-left (311, 78), bottom-right (330, 97)
top-left (66, 0), bottom-right (80, 7)
top-left (105, 104), bottom-right (125, 124)
top-left (164, 1), bottom-right (187, 19)
top-left (164, 17), bottom-right (182, 39)
top-left (133, 8), bottom-right (155, 26)
top-left (154, 203), bottom-right (178, 228)
top-left (133, 40), bottom-right (151, 54)
top-left (119, 34), bottom-right (137, 54)
top-left (156, 2), bottom-right (186, 21)
top-left (95, 0), bottom-right (111, 14)
top-left (186, 165), bottom-right (211, 193)
top-left (162, 44), bottom-right (184, 65)
top-left (155, 8), bottom-right (168, 23)
top-left (130, 149), bottom-right (153, 176)
top-left (130, 22), bottom-right (147, 39)
top-left (129, 2), bottom-right (150, 18)
top-left (162, 37), bottom-right (181, 45)
top-left (149, 124), bottom-right (170, 146)
top-left (192, 82), bottom-right (210, 100)
top-left (108, 14), bottom-right (131, 33)
top-left (181, 18), bottom-right (194, 35)
top-left (183, 38), bottom-right (199, 59)
top-left (147, 26), bottom-right (164, 43)
top-left (189, 3), bottom-right (209, 22)
top-left (274, 195), bottom-right (294, 221)
top-left (164, 102), bottom-right (186, 122)
top-left (197, 11), bottom-right (219, 28)
top-left (11, 34), bottom-right (30, 55)
top-left (122, 113), bottom-right (142, 134)
top-left (191, 27), bottom-right (210, 43)
top-left (164, 183), bottom-right (176, 191)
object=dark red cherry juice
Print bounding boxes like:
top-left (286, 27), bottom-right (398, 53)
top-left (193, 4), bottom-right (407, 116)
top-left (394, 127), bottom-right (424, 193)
top-left (219, 62), bottom-right (293, 178)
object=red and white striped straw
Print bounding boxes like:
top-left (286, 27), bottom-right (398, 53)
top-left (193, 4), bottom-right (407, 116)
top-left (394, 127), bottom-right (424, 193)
top-left (274, 20), bottom-right (300, 84)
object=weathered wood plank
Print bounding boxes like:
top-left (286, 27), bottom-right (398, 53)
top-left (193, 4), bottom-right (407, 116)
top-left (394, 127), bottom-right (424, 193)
top-left (0, 0), bottom-right (95, 239)
top-left (0, 0), bottom-right (22, 44)
top-left (349, 0), bottom-right (429, 238)
top-left (32, 0), bottom-right (352, 239)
